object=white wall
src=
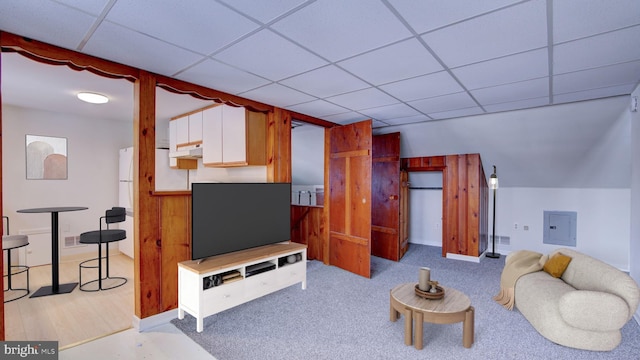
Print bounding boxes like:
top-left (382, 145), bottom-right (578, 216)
top-left (491, 187), bottom-right (630, 270)
top-left (291, 124), bottom-right (324, 185)
top-left (2, 104), bottom-right (131, 258)
top-left (189, 162), bottom-right (267, 184)
top-left (631, 85), bottom-right (640, 324)
top-left (407, 172), bottom-right (442, 246)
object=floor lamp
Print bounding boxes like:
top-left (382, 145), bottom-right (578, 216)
top-left (486, 165), bottom-right (500, 259)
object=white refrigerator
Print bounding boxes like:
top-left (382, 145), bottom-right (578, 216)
top-left (118, 147), bottom-right (189, 258)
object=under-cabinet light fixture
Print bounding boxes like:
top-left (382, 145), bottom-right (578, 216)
top-left (77, 92), bottom-right (109, 104)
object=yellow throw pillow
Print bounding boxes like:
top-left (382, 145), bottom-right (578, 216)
top-left (543, 252), bottom-right (572, 278)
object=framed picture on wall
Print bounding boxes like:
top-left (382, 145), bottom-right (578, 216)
top-left (25, 135), bottom-right (68, 180)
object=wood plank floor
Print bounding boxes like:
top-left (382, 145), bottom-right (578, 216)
top-left (4, 254), bottom-right (134, 349)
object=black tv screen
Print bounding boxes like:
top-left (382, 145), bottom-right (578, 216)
top-left (191, 182), bottom-right (291, 260)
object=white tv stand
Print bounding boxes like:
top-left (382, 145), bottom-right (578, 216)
top-left (178, 242), bottom-right (307, 332)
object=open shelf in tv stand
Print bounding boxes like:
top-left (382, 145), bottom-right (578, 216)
top-left (178, 242), bottom-right (307, 332)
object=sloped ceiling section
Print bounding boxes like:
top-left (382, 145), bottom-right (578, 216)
top-left (376, 95), bottom-right (631, 188)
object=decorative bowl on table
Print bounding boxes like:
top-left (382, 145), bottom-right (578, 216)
top-left (415, 282), bottom-right (445, 300)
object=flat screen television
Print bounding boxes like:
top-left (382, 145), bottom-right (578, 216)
top-left (191, 182), bottom-right (291, 260)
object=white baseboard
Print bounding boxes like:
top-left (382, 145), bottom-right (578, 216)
top-left (446, 252), bottom-right (481, 263)
top-left (133, 309), bottom-right (178, 332)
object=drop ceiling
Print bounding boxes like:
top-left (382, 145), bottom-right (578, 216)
top-left (0, 0), bottom-right (639, 127)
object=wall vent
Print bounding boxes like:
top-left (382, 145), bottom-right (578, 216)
top-left (64, 235), bottom-right (85, 248)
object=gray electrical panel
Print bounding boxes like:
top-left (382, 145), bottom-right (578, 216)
top-left (543, 211), bottom-right (577, 247)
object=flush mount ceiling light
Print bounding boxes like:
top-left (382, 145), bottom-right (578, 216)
top-left (77, 92), bottom-right (109, 104)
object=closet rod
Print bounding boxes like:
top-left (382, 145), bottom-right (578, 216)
top-left (408, 186), bottom-right (443, 190)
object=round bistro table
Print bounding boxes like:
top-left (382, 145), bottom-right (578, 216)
top-left (17, 206), bottom-right (88, 297)
top-left (390, 282), bottom-right (474, 349)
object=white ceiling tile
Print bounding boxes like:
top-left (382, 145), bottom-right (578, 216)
top-left (337, 38), bottom-right (443, 85)
top-left (453, 49), bottom-right (549, 90)
top-left (106, 0), bottom-right (259, 55)
top-left (428, 106), bottom-right (484, 120)
top-left (0, 0), bottom-right (96, 50)
top-left (176, 59), bottom-right (271, 95)
top-left (239, 83), bottom-right (315, 108)
top-left (286, 100), bottom-right (349, 117)
top-left (554, 61), bottom-right (640, 95)
top-left (214, 29), bottom-right (328, 81)
top-left (483, 96), bottom-right (550, 113)
top-left (358, 103), bottom-right (420, 121)
top-left (381, 114), bottom-right (430, 126)
top-left (55, 0), bottom-right (111, 15)
top-left (380, 71), bottom-right (463, 102)
top-left (554, 26), bottom-right (640, 74)
top-left (280, 65), bottom-right (369, 98)
top-left (218, 0), bottom-right (309, 23)
top-left (409, 92), bottom-right (477, 114)
top-left (422, 0), bottom-right (548, 67)
top-left (388, 0), bottom-right (521, 34)
top-left (554, 84), bottom-right (635, 105)
top-left (322, 112), bottom-right (370, 125)
top-left (53, 0), bottom-right (112, 15)
top-left (271, 0), bottom-right (412, 61)
top-left (472, 78), bottom-right (549, 105)
top-left (553, 0), bottom-right (640, 43)
top-left (83, 22), bottom-right (203, 76)
top-left (326, 88), bottom-right (399, 110)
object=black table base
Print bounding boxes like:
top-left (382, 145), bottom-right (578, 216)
top-left (30, 283), bottom-right (78, 298)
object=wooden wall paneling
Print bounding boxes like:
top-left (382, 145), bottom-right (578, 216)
top-left (443, 155), bottom-right (458, 257)
top-left (401, 156), bottom-right (446, 171)
top-left (134, 71), bottom-right (162, 319)
top-left (290, 206), bottom-right (324, 261)
top-left (323, 128), bottom-right (331, 264)
top-left (399, 170), bottom-right (409, 259)
top-left (479, 159), bottom-right (489, 255)
top-left (464, 155), bottom-right (477, 256)
top-left (0, 49), bottom-right (4, 339)
top-left (267, 108), bottom-right (291, 183)
top-left (158, 194), bottom-right (191, 311)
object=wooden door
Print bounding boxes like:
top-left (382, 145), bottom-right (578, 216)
top-left (328, 120), bottom-right (372, 278)
top-left (371, 132), bottom-right (403, 261)
top-left (399, 170), bottom-right (409, 258)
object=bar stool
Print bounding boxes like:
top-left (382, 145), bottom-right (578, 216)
top-left (78, 207), bottom-right (127, 291)
top-left (3, 216), bottom-right (30, 302)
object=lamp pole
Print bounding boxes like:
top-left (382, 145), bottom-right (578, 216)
top-left (487, 165), bottom-right (500, 259)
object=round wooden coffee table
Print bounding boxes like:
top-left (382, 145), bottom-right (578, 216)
top-left (390, 283), bottom-right (474, 349)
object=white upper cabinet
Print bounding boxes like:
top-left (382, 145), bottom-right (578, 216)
top-left (175, 115), bottom-right (189, 147)
top-left (202, 104), bottom-right (266, 167)
top-left (202, 105), bottom-right (223, 165)
top-left (221, 105), bottom-right (247, 164)
top-left (188, 111), bottom-right (203, 145)
top-left (173, 112), bottom-right (203, 148)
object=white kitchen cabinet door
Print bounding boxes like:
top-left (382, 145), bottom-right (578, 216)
top-left (175, 116), bottom-right (189, 147)
top-left (202, 105), bottom-right (223, 165)
top-left (188, 111), bottom-right (203, 144)
top-left (222, 105), bottom-right (247, 164)
top-left (169, 120), bottom-right (178, 152)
